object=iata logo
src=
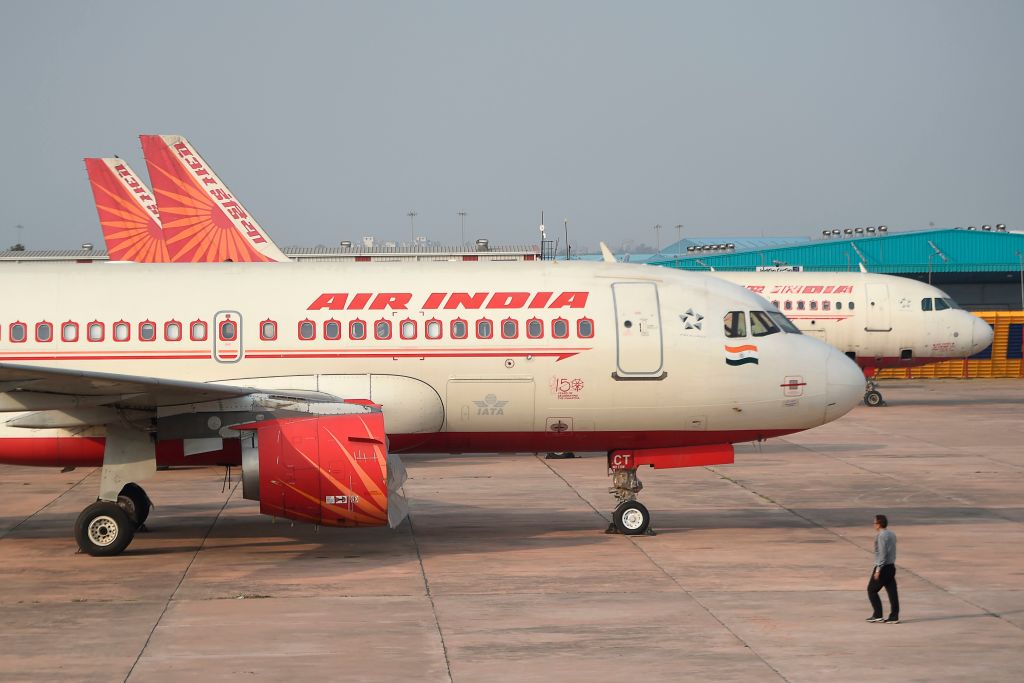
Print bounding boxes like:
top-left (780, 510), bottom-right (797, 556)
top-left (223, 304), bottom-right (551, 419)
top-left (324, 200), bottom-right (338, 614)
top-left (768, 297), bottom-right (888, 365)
top-left (473, 394), bottom-right (509, 415)
top-left (551, 377), bottom-right (585, 400)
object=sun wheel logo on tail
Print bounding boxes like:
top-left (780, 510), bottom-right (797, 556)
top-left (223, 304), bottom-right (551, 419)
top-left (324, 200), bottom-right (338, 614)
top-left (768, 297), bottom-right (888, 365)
top-left (725, 344), bottom-right (759, 366)
top-left (240, 411), bottom-right (408, 528)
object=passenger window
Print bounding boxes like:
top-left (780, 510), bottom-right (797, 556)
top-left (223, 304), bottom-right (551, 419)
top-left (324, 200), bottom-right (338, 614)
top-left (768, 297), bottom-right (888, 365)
top-left (796, 301), bottom-right (805, 311)
top-left (749, 310), bottom-right (781, 337)
top-left (451, 319), bottom-right (468, 340)
top-left (552, 318), bottom-right (569, 339)
top-left (771, 300), bottom-right (780, 308)
top-left (349, 319), bottom-right (366, 340)
top-left (165, 321), bottom-right (182, 342)
top-left (848, 301), bottom-right (855, 310)
top-left (260, 320), bottom-right (277, 341)
top-left (526, 318), bottom-right (543, 339)
top-left (298, 320), bottom-right (316, 340)
top-left (113, 321), bottom-right (130, 342)
top-left (576, 318), bottom-right (593, 338)
top-left (425, 319), bottom-right (442, 340)
top-left (822, 301), bottom-right (831, 311)
top-left (476, 318), bottom-right (493, 339)
top-left (836, 302), bottom-right (843, 310)
top-left (219, 319), bottom-right (238, 341)
top-left (88, 321), bottom-right (104, 342)
top-left (934, 298), bottom-right (950, 311)
top-left (61, 321), bottom-right (79, 342)
top-left (139, 321), bottom-right (156, 341)
top-left (809, 301), bottom-right (818, 311)
top-left (400, 319), bottom-right (417, 339)
top-left (190, 320), bottom-right (208, 341)
top-left (324, 319), bottom-right (342, 340)
top-left (9, 322), bottom-right (26, 343)
top-left (784, 301), bottom-right (793, 311)
top-left (374, 319), bottom-right (392, 340)
top-left (723, 311), bottom-right (747, 338)
top-left (501, 318), bottom-right (519, 339)
top-left (36, 322), bottom-right (53, 343)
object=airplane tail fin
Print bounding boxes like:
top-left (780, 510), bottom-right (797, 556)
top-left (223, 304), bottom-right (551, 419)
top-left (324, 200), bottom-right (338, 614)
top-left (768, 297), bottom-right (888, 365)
top-left (139, 135), bottom-right (290, 263)
top-left (599, 241), bottom-right (617, 263)
top-left (84, 158), bottom-right (170, 263)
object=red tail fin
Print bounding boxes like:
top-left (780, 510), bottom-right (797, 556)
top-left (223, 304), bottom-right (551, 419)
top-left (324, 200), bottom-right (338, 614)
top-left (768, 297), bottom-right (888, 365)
top-left (84, 158), bottom-right (170, 263)
top-left (139, 135), bottom-right (290, 263)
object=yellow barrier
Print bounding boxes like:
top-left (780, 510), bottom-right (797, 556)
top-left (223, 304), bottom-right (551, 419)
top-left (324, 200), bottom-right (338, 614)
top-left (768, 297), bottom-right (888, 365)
top-left (876, 311), bottom-right (1024, 379)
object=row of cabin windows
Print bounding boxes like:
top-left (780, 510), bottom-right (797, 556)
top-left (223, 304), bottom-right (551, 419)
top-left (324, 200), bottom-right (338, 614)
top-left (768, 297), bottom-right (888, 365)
top-left (3, 317), bottom-right (595, 344)
top-left (775, 300), bottom-right (856, 312)
top-left (288, 317), bottom-right (595, 342)
top-left (5, 320), bottom-right (218, 344)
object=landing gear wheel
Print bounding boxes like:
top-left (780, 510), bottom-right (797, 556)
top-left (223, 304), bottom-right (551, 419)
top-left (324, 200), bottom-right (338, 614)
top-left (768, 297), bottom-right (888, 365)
top-left (613, 500), bottom-right (651, 535)
top-left (74, 501), bottom-right (136, 556)
top-left (864, 390), bottom-right (884, 407)
top-left (117, 482), bottom-right (152, 526)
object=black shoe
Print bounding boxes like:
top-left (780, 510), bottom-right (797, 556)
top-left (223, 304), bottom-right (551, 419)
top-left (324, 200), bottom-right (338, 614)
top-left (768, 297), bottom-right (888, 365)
top-left (866, 616), bottom-right (884, 623)
top-left (883, 617), bottom-right (900, 624)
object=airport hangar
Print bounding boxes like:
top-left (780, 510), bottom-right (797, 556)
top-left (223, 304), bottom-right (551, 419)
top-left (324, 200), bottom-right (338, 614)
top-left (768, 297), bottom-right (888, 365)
top-left (646, 226), bottom-right (1024, 379)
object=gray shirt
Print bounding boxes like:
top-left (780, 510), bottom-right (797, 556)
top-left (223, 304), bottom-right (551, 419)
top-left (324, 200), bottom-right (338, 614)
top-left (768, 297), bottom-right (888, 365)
top-left (875, 528), bottom-right (896, 566)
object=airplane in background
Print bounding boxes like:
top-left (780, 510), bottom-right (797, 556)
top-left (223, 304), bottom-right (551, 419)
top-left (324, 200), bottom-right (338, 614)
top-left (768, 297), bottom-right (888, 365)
top-left (84, 135), bottom-right (290, 263)
top-left (712, 271), bottom-right (993, 405)
top-left (596, 245), bottom-right (994, 406)
top-left (0, 259), bottom-right (864, 555)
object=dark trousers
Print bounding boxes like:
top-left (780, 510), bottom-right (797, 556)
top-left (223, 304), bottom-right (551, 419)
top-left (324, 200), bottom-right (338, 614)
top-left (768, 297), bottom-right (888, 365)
top-left (867, 564), bottom-right (899, 618)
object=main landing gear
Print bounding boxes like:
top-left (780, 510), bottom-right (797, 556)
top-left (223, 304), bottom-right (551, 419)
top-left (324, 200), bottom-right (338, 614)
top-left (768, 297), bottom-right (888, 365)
top-left (74, 482), bottom-right (153, 557)
top-left (606, 462), bottom-right (653, 535)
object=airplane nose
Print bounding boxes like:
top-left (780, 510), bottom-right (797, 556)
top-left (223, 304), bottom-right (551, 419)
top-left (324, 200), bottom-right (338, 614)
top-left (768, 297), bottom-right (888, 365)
top-left (971, 315), bottom-right (994, 355)
top-left (825, 349), bottom-right (863, 422)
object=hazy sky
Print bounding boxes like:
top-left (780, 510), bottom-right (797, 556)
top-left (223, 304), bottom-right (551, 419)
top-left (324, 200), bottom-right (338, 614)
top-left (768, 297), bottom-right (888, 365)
top-left (1, 1), bottom-right (1021, 251)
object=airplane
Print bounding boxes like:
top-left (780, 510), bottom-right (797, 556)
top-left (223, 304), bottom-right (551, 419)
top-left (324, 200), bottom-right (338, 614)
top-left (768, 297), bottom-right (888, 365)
top-left (84, 158), bottom-right (170, 263)
top-left (710, 271), bottom-right (994, 406)
top-left (0, 259), bottom-right (865, 555)
top-left (84, 136), bottom-right (292, 263)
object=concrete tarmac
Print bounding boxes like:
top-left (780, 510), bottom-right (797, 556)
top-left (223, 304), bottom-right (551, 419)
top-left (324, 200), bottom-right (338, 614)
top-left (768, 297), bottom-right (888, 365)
top-left (1, 379), bottom-right (1022, 682)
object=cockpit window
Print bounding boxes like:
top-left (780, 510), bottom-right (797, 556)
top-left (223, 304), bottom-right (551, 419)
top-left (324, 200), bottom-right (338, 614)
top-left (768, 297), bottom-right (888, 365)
top-left (934, 298), bottom-right (950, 311)
top-left (723, 311), bottom-right (747, 338)
top-left (749, 310), bottom-right (781, 337)
top-left (768, 311), bottom-right (801, 334)
top-left (943, 297), bottom-right (961, 309)
top-left (922, 298), bottom-right (932, 311)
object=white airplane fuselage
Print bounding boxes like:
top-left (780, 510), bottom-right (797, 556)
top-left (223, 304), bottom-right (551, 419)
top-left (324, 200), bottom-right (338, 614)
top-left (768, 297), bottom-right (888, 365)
top-left (0, 260), bottom-right (864, 467)
top-left (713, 271), bottom-right (992, 372)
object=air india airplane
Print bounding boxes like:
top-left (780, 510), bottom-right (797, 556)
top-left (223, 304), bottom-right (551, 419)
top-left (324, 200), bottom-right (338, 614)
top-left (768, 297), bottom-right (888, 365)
top-left (711, 272), bottom-right (994, 405)
top-left (0, 259), bottom-right (865, 555)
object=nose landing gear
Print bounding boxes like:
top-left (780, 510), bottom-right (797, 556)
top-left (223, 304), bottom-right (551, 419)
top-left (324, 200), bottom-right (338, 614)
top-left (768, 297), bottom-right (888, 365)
top-left (607, 467), bottom-right (653, 535)
top-left (864, 378), bottom-right (887, 407)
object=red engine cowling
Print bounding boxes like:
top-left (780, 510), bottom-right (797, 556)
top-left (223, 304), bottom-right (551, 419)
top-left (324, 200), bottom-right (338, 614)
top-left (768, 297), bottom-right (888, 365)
top-left (240, 411), bottom-right (406, 528)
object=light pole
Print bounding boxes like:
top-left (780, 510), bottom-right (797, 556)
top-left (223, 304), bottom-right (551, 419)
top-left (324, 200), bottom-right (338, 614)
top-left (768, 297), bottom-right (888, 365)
top-left (563, 218), bottom-right (569, 260)
top-left (407, 211), bottom-right (417, 245)
top-left (654, 224), bottom-right (662, 251)
top-left (457, 211), bottom-right (467, 247)
top-left (674, 224), bottom-right (683, 255)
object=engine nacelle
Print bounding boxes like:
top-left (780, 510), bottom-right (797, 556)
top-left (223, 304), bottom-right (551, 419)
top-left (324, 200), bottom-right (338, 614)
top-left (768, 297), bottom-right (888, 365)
top-left (240, 411), bottom-right (407, 528)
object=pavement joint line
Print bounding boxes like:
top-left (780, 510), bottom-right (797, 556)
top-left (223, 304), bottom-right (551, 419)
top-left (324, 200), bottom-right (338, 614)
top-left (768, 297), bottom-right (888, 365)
top-left (708, 463), bottom-right (1024, 634)
top-left (404, 485), bottom-right (454, 683)
top-left (536, 454), bottom-right (791, 683)
top-left (124, 477), bottom-right (241, 683)
top-left (0, 467), bottom-right (97, 541)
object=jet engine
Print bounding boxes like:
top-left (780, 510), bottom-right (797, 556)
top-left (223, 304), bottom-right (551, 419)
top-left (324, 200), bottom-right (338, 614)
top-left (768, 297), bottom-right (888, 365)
top-left (240, 411), bottom-right (408, 528)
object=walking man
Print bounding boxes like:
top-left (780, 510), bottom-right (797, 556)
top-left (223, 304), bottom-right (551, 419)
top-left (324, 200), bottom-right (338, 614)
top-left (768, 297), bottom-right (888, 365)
top-left (866, 514), bottom-right (900, 623)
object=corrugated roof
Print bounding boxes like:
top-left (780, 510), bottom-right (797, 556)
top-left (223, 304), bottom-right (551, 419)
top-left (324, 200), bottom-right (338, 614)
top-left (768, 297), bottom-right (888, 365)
top-left (648, 229), bottom-right (1024, 273)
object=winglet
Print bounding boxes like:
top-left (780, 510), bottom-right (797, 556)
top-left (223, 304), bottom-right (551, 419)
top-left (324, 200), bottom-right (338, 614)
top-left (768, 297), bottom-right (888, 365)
top-left (84, 158), bottom-right (170, 262)
top-left (139, 135), bottom-right (290, 263)
top-left (599, 241), bottom-right (617, 263)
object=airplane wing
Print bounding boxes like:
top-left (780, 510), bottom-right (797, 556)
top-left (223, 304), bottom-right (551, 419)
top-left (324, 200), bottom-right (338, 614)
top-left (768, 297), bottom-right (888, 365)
top-left (0, 361), bottom-right (334, 410)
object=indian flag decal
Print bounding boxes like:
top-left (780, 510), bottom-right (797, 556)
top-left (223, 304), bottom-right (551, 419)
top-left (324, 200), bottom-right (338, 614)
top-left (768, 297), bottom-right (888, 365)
top-left (725, 344), bottom-right (759, 366)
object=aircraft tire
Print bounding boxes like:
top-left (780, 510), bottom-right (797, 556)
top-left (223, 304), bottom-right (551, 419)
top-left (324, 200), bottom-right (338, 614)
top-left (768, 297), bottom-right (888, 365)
top-left (118, 482), bottom-right (152, 526)
top-left (74, 501), bottom-right (136, 556)
top-left (613, 500), bottom-right (651, 535)
top-left (864, 390), bottom-right (883, 407)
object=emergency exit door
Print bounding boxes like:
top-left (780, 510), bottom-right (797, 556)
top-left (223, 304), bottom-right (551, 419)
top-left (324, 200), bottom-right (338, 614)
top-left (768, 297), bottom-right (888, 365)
top-left (612, 282), bottom-right (664, 377)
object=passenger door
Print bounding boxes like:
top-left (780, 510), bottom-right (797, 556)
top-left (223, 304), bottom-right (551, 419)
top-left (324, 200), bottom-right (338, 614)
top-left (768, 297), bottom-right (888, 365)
top-left (865, 284), bottom-right (892, 332)
top-left (612, 282), bottom-right (664, 377)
